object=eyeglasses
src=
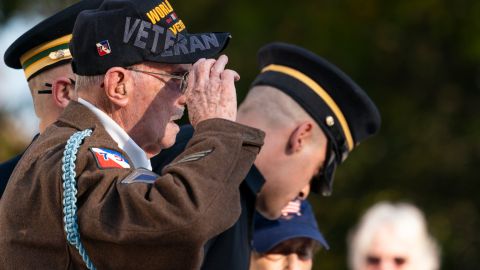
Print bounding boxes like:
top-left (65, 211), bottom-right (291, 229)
top-left (127, 68), bottom-right (189, 94)
top-left (366, 255), bottom-right (407, 266)
top-left (36, 78), bottom-right (76, 94)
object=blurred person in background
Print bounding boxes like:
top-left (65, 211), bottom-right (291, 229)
top-left (250, 200), bottom-right (329, 270)
top-left (0, 0), bottom-right (102, 197)
top-left (152, 41), bottom-right (381, 270)
top-left (348, 202), bottom-right (440, 270)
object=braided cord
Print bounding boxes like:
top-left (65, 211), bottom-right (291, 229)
top-left (61, 129), bottom-right (96, 270)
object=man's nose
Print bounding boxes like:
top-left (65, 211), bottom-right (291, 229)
top-left (178, 94), bottom-right (187, 106)
top-left (378, 260), bottom-right (398, 270)
top-left (285, 254), bottom-right (303, 270)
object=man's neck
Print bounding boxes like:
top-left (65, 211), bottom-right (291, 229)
top-left (237, 113), bottom-right (270, 170)
top-left (77, 98), bottom-right (152, 170)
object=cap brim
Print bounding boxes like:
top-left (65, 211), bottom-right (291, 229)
top-left (4, 0), bottom-right (102, 69)
top-left (144, 32), bottom-right (231, 64)
top-left (253, 225), bottom-right (330, 253)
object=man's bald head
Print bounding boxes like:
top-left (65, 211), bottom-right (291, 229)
top-left (238, 85), bottom-right (324, 142)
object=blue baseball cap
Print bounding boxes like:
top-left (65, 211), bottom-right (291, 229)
top-left (252, 200), bottom-right (329, 253)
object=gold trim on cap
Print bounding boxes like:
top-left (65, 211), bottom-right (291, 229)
top-left (262, 64), bottom-right (354, 151)
top-left (23, 55), bottom-right (69, 80)
top-left (19, 34), bottom-right (73, 80)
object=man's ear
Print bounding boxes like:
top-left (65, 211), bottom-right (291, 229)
top-left (298, 183), bottom-right (311, 200)
top-left (52, 77), bottom-right (75, 108)
top-left (103, 67), bottom-right (131, 107)
top-left (287, 121), bottom-right (314, 154)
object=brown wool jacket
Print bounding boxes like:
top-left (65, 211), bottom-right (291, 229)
top-left (0, 101), bottom-right (264, 270)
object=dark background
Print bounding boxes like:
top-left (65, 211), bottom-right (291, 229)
top-left (1, 0), bottom-right (479, 269)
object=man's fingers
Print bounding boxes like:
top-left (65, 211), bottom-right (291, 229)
top-left (187, 56), bottom-right (238, 125)
top-left (220, 69), bottom-right (239, 82)
top-left (192, 58), bottom-right (206, 71)
top-left (210, 55), bottom-right (228, 79)
top-left (219, 69), bottom-right (237, 121)
top-left (191, 58), bottom-right (215, 93)
top-left (196, 58), bottom-right (216, 79)
top-left (220, 69), bottom-right (238, 102)
top-left (233, 71), bottom-right (240, 82)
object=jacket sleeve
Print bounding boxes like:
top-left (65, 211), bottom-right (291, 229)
top-left (75, 118), bottom-right (264, 245)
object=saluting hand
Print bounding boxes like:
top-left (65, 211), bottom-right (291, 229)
top-left (185, 55), bottom-right (239, 126)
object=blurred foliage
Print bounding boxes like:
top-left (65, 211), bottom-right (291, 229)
top-left (1, 0), bottom-right (479, 269)
top-left (0, 109), bottom-right (28, 161)
top-left (0, 0), bottom-right (75, 21)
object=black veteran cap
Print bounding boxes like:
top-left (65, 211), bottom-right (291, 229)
top-left (3, 0), bottom-right (103, 80)
top-left (70, 0), bottom-right (231, 75)
top-left (251, 42), bottom-right (381, 196)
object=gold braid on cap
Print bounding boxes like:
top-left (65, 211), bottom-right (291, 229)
top-left (20, 34), bottom-right (72, 80)
top-left (262, 64), bottom-right (354, 151)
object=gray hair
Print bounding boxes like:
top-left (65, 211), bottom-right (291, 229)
top-left (348, 202), bottom-right (440, 270)
top-left (74, 64), bottom-right (144, 94)
top-left (75, 74), bottom-right (105, 92)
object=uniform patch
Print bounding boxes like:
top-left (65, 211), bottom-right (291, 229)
top-left (90, 147), bottom-right (131, 169)
top-left (164, 148), bottom-right (214, 169)
top-left (121, 168), bottom-right (159, 184)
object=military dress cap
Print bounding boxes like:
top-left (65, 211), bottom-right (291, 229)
top-left (252, 200), bottom-right (329, 253)
top-left (70, 0), bottom-right (231, 75)
top-left (251, 42), bottom-right (381, 196)
top-left (3, 0), bottom-right (103, 80)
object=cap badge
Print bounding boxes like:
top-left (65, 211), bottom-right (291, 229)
top-left (96, 40), bottom-right (112, 56)
top-left (326, 116), bottom-right (335, 127)
top-left (49, 49), bottom-right (71, 60)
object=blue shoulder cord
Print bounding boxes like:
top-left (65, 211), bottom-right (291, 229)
top-left (61, 129), bottom-right (97, 270)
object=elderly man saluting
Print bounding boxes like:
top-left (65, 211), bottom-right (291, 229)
top-left (0, 0), bottom-right (265, 269)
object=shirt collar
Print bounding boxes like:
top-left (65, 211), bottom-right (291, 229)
top-left (78, 98), bottom-right (152, 170)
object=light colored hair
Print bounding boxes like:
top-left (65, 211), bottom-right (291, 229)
top-left (348, 202), bottom-right (440, 270)
top-left (75, 74), bottom-right (105, 92)
top-left (239, 85), bottom-right (323, 141)
top-left (74, 64), bottom-right (143, 94)
top-left (73, 64), bottom-right (143, 110)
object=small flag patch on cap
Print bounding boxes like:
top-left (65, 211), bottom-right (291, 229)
top-left (166, 12), bottom-right (178, 24)
top-left (280, 199), bottom-right (302, 219)
top-left (90, 147), bottom-right (130, 169)
top-left (96, 40), bottom-right (111, 56)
